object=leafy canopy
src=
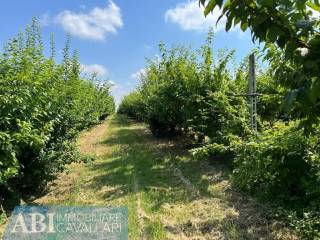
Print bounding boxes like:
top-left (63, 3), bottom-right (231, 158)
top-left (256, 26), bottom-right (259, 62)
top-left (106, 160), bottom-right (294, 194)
top-left (0, 19), bottom-right (115, 200)
top-left (200, 0), bottom-right (320, 129)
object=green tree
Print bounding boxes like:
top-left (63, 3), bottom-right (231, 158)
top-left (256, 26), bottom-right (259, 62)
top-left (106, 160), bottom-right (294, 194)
top-left (0, 19), bottom-right (115, 204)
top-left (200, 0), bottom-right (320, 129)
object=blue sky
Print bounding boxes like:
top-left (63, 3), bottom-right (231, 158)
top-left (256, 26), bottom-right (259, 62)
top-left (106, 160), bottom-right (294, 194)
top-left (0, 0), bottom-right (255, 105)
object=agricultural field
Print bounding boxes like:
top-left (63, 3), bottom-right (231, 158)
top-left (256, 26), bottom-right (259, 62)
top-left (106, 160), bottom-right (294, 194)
top-left (1, 115), bottom-right (299, 239)
top-left (1, 0), bottom-right (320, 239)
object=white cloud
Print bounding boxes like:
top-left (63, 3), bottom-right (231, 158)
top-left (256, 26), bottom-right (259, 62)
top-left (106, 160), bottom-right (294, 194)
top-left (55, 0), bottom-right (123, 41)
top-left (165, 1), bottom-right (226, 32)
top-left (39, 13), bottom-right (50, 27)
top-left (130, 68), bottom-right (147, 80)
top-left (81, 64), bottom-right (108, 77)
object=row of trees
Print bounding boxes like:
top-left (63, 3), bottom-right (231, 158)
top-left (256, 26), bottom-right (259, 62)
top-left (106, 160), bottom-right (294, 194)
top-left (118, 32), bottom-right (320, 238)
top-left (198, 2), bottom-right (320, 237)
top-left (0, 20), bottom-right (115, 206)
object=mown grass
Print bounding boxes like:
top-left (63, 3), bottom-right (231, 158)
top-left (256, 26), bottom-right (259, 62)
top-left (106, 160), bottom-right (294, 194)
top-left (0, 115), bottom-right (298, 239)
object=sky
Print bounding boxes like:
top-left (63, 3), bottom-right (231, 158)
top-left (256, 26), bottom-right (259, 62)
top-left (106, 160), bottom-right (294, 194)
top-left (0, 0), bottom-right (256, 105)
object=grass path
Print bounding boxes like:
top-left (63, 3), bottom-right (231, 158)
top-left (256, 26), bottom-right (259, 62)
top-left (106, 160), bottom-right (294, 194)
top-left (1, 115), bottom-right (297, 239)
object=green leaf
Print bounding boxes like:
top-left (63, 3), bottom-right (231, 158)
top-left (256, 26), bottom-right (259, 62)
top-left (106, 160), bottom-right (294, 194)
top-left (234, 17), bottom-right (241, 26)
top-left (252, 15), bottom-right (269, 28)
top-left (204, 0), bottom-right (217, 16)
top-left (267, 30), bottom-right (277, 42)
top-left (266, 25), bottom-right (282, 42)
top-left (199, 0), bottom-right (206, 6)
top-left (257, 0), bottom-right (275, 7)
top-left (307, 2), bottom-right (320, 11)
top-left (216, 0), bottom-right (224, 8)
top-left (283, 90), bottom-right (298, 112)
top-left (226, 18), bottom-right (233, 31)
top-left (240, 22), bottom-right (248, 31)
top-left (309, 79), bottom-right (320, 103)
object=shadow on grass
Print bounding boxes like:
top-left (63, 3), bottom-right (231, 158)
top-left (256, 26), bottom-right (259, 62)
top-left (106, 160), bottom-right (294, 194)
top-left (87, 114), bottom-right (227, 209)
top-left (1, 114), bottom-right (295, 239)
top-left (85, 115), bottom-right (295, 239)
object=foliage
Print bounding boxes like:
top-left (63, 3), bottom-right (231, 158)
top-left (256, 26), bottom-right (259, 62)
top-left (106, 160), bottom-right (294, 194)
top-left (140, 43), bottom-right (195, 136)
top-left (135, 34), bottom-right (251, 141)
top-left (233, 122), bottom-right (320, 205)
top-left (121, 33), bottom-right (254, 162)
top-left (117, 91), bottom-right (145, 121)
top-left (200, 0), bottom-right (320, 128)
top-left (288, 210), bottom-right (320, 239)
top-left (255, 69), bottom-right (284, 123)
top-left (235, 60), bottom-right (285, 124)
top-left (120, 29), bottom-right (320, 236)
top-left (0, 19), bottom-right (115, 200)
top-left (232, 122), bottom-right (320, 238)
top-left (191, 139), bottom-right (240, 166)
